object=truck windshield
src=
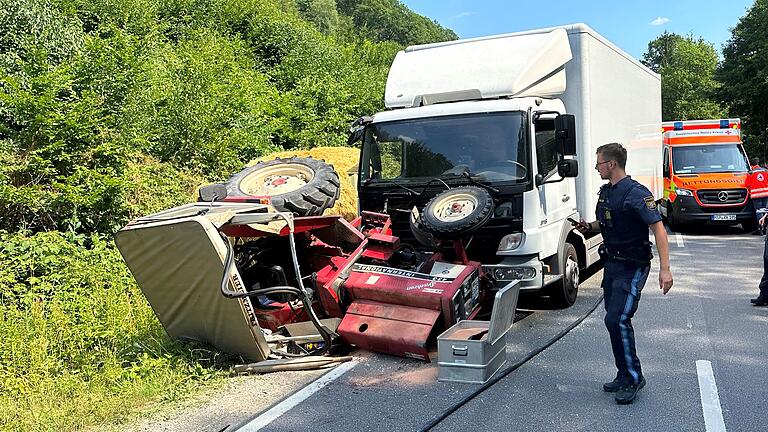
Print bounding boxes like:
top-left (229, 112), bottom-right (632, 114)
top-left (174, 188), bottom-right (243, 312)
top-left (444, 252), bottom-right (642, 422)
top-left (360, 112), bottom-right (528, 183)
top-left (671, 144), bottom-right (749, 174)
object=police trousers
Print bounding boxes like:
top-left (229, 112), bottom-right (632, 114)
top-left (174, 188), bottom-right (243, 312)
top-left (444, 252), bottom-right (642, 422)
top-left (759, 234), bottom-right (768, 300)
top-left (602, 259), bottom-right (650, 385)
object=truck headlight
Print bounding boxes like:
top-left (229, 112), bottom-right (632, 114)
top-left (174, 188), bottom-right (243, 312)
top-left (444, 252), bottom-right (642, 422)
top-left (676, 188), bottom-right (693, 196)
top-left (497, 233), bottom-right (525, 252)
top-left (492, 266), bottom-right (536, 281)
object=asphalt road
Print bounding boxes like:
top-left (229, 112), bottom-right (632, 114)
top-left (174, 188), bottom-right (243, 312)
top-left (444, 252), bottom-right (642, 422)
top-left (230, 224), bottom-right (767, 432)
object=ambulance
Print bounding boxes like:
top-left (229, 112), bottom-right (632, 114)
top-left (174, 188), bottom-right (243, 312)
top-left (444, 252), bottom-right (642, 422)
top-left (660, 118), bottom-right (755, 230)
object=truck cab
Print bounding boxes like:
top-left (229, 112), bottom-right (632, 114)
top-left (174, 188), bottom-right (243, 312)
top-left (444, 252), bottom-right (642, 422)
top-left (660, 119), bottom-right (754, 230)
top-left (357, 98), bottom-right (577, 297)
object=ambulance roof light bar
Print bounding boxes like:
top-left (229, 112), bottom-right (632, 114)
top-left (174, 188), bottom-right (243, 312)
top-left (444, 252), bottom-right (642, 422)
top-left (663, 118), bottom-right (741, 132)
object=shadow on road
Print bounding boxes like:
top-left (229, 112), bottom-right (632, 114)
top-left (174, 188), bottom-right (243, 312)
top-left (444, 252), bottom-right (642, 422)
top-left (666, 221), bottom-right (751, 236)
top-left (516, 261), bottom-right (604, 311)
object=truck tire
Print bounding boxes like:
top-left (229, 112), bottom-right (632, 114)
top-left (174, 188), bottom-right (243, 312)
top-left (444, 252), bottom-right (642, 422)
top-left (225, 157), bottom-right (340, 216)
top-left (550, 242), bottom-right (579, 307)
top-left (420, 186), bottom-right (494, 239)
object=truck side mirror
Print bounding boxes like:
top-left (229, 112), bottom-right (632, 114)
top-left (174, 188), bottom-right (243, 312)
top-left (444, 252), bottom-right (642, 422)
top-left (555, 114), bottom-right (576, 156)
top-left (348, 127), bottom-right (364, 146)
top-left (347, 116), bottom-right (373, 146)
top-left (557, 159), bottom-right (578, 178)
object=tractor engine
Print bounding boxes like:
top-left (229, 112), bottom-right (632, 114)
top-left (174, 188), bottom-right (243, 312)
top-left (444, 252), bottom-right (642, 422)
top-left (315, 212), bottom-right (487, 361)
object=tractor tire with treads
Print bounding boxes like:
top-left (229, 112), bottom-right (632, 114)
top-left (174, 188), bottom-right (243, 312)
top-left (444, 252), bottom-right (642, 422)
top-left (225, 157), bottom-right (340, 216)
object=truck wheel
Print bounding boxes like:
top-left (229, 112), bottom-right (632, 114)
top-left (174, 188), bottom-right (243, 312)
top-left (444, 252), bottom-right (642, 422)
top-left (225, 157), bottom-right (340, 216)
top-left (550, 242), bottom-right (579, 307)
top-left (420, 186), bottom-right (494, 239)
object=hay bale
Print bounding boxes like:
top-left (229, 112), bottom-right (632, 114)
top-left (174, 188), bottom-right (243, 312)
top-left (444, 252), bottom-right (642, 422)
top-left (249, 147), bottom-right (360, 220)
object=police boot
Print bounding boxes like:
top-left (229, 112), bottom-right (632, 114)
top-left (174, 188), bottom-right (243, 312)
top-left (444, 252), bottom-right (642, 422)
top-left (602, 376), bottom-right (623, 392)
top-left (614, 376), bottom-right (646, 404)
top-left (751, 297), bottom-right (768, 306)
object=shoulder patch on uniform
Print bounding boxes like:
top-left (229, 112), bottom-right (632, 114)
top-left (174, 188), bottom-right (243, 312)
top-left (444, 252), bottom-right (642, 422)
top-left (643, 196), bottom-right (657, 210)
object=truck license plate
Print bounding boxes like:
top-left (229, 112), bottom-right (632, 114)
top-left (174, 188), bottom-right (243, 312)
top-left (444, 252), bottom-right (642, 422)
top-left (711, 214), bottom-right (736, 221)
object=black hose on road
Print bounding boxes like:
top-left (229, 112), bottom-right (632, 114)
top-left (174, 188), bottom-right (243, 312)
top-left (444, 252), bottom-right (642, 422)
top-left (418, 293), bottom-right (605, 432)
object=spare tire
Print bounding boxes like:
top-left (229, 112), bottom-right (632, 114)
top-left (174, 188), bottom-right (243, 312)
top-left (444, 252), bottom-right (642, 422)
top-left (420, 186), bottom-right (494, 239)
top-left (409, 206), bottom-right (439, 249)
top-left (225, 157), bottom-right (340, 216)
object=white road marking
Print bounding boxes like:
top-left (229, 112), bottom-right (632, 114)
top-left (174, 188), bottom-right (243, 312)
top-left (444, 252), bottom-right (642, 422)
top-left (675, 233), bottom-right (685, 247)
top-left (696, 360), bottom-right (727, 432)
top-left (236, 361), bottom-right (358, 431)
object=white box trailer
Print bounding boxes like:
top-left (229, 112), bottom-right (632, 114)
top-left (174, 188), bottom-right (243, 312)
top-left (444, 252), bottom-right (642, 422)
top-left (355, 24), bottom-right (661, 306)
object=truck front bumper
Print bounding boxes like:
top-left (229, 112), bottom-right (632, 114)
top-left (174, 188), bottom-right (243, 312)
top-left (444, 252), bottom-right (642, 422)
top-left (482, 255), bottom-right (544, 291)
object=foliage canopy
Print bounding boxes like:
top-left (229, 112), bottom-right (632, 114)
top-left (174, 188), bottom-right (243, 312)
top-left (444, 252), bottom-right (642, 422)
top-left (716, 0), bottom-right (768, 158)
top-left (641, 31), bottom-right (725, 122)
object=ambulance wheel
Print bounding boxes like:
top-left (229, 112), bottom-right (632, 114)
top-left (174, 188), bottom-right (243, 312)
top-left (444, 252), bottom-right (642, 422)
top-left (225, 157), bottom-right (340, 216)
top-left (665, 202), bottom-right (680, 232)
top-left (743, 218), bottom-right (758, 233)
top-left (550, 242), bottom-right (579, 307)
top-left (420, 186), bottom-right (494, 239)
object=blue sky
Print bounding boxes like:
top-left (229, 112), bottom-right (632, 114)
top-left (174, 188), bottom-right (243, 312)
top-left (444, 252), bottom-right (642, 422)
top-left (400, 0), bottom-right (755, 60)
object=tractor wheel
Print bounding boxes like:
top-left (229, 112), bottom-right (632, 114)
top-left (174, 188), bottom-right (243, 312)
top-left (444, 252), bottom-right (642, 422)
top-left (549, 242), bottom-right (579, 307)
top-left (420, 186), bottom-right (494, 239)
top-left (225, 157), bottom-right (340, 216)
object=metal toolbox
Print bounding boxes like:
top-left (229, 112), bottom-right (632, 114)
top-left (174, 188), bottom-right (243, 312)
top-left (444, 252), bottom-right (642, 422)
top-left (437, 281), bottom-right (520, 384)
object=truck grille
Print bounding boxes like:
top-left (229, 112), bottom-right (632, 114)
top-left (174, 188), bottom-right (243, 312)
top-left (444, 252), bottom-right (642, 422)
top-left (696, 188), bottom-right (747, 205)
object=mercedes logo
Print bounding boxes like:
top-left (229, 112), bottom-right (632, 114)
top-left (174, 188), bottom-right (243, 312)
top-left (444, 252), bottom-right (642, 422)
top-left (717, 191), bottom-right (729, 202)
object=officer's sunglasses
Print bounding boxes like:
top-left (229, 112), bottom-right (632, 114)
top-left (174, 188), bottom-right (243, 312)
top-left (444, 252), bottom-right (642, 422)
top-left (595, 159), bottom-right (612, 168)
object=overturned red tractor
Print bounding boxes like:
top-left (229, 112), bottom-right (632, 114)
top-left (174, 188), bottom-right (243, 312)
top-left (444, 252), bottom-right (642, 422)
top-left (117, 157), bottom-right (517, 364)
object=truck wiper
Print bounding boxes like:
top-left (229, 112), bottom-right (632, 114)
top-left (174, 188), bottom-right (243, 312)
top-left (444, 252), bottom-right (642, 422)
top-left (442, 166), bottom-right (500, 194)
top-left (462, 171), bottom-right (501, 194)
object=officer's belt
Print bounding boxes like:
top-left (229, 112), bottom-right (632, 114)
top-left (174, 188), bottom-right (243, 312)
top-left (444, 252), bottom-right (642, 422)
top-left (599, 241), bottom-right (652, 265)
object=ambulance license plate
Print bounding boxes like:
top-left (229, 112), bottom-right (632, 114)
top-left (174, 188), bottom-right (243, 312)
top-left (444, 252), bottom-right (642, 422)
top-left (711, 214), bottom-right (736, 221)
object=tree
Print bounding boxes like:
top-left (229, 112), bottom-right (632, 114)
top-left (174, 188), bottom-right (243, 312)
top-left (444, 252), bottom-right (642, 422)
top-left (642, 31), bottom-right (725, 122)
top-left (335, 0), bottom-right (456, 45)
top-left (296, 0), bottom-right (340, 34)
top-left (716, 0), bottom-right (768, 159)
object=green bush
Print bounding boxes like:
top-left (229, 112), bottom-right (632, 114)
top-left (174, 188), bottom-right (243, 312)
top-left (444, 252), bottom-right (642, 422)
top-left (0, 231), bottom-right (223, 431)
top-left (0, 59), bottom-right (129, 234)
top-left (123, 153), bottom-right (205, 218)
top-left (122, 28), bottom-right (281, 178)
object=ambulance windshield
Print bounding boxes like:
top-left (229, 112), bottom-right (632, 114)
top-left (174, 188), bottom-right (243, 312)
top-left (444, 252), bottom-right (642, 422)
top-left (672, 144), bottom-right (749, 174)
top-left (359, 111), bottom-right (528, 184)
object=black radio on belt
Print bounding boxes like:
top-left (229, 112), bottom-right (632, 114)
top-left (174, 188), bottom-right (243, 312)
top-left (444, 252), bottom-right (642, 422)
top-left (598, 241), bottom-right (653, 265)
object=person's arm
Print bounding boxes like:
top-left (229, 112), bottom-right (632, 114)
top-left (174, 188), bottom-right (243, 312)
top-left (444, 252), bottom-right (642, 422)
top-left (650, 221), bottom-right (673, 294)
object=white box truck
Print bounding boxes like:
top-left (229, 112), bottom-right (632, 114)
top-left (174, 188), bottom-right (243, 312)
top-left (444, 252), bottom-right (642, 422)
top-left (352, 23), bottom-right (662, 306)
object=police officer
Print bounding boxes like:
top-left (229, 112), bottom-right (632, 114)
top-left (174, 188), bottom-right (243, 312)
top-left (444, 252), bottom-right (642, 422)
top-left (751, 213), bottom-right (768, 306)
top-left (574, 143), bottom-right (673, 404)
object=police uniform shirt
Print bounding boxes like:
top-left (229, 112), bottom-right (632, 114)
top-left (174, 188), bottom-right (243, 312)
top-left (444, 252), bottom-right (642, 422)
top-left (596, 176), bottom-right (661, 249)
